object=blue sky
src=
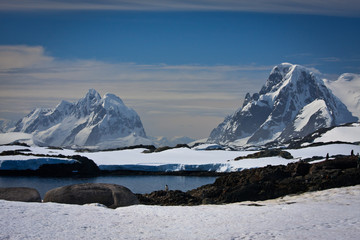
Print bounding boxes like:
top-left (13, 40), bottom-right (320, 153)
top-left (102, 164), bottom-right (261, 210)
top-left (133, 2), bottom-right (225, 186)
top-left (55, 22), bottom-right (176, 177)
top-left (0, 0), bottom-right (360, 139)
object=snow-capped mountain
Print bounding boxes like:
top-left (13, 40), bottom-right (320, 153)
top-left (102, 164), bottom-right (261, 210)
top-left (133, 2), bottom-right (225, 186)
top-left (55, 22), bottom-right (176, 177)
top-left (324, 73), bottom-right (360, 119)
top-left (150, 136), bottom-right (195, 147)
top-left (11, 89), bottom-right (151, 149)
top-left (208, 63), bottom-right (358, 146)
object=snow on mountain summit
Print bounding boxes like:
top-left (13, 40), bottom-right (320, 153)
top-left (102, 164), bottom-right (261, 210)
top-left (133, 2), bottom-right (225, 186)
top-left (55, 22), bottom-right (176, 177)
top-left (11, 89), bottom-right (150, 149)
top-left (325, 73), bottom-right (360, 119)
top-left (208, 63), bottom-right (358, 147)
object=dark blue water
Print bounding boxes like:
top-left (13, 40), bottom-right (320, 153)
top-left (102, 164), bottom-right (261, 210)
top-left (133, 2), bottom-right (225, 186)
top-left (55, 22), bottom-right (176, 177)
top-left (0, 175), bottom-right (216, 198)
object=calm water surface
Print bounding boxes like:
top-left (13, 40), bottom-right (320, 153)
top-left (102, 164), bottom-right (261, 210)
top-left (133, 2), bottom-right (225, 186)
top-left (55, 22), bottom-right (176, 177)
top-left (0, 175), bottom-right (217, 198)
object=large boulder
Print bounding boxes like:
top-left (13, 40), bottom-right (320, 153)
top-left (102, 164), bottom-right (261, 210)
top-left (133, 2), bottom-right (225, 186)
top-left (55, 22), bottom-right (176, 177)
top-left (43, 183), bottom-right (139, 208)
top-left (0, 187), bottom-right (41, 202)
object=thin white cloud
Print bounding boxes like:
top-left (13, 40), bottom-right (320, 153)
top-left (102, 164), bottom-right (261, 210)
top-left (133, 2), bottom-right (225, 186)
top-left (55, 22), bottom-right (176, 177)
top-left (318, 57), bottom-right (342, 63)
top-left (0, 45), bottom-right (53, 70)
top-left (0, 0), bottom-right (359, 17)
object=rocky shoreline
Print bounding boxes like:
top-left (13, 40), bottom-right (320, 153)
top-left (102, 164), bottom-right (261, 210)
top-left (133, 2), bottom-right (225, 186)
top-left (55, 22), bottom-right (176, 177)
top-left (1, 154), bottom-right (359, 207)
top-left (137, 154), bottom-right (360, 205)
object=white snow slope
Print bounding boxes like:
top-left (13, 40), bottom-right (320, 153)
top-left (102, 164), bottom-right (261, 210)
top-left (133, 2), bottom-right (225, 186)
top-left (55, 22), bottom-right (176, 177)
top-left (325, 73), bottom-right (360, 119)
top-left (1, 143), bottom-right (360, 172)
top-left (1, 185), bottom-right (359, 240)
top-left (314, 122), bottom-right (360, 143)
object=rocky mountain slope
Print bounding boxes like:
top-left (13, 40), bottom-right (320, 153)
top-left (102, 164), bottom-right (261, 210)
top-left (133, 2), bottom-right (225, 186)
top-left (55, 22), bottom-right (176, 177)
top-left (208, 63), bottom-right (358, 146)
top-left (11, 89), bottom-right (151, 149)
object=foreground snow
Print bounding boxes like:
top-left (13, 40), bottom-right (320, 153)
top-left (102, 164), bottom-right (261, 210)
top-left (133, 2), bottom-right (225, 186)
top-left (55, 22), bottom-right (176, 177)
top-left (1, 143), bottom-right (360, 172)
top-left (1, 185), bottom-right (359, 240)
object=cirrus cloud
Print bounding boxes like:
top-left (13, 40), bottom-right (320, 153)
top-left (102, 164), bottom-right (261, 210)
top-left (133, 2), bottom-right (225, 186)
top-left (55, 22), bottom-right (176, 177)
top-left (0, 0), bottom-right (359, 17)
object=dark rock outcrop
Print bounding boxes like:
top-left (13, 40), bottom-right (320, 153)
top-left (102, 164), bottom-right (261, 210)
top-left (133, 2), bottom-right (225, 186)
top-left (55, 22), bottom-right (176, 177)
top-left (70, 155), bottom-right (100, 176)
top-left (0, 187), bottom-right (41, 202)
top-left (143, 144), bottom-right (190, 153)
top-left (235, 149), bottom-right (293, 160)
top-left (138, 155), bottom-right (360, 205)
top-left (43, 183), bottom-right (139, 208)
top-left (137, 190), bottom-right (199, 206)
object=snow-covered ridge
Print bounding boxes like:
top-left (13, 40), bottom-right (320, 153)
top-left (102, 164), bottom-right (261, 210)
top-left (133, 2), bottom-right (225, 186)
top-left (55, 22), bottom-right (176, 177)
top-left (313, 122), bottom-right (360, 144)
top-left (293, 99), bottom-right (331, 132)
top-left (208, 63), bottom-right (358, 147)
top-left (8, 89), bottom-right (151, 149)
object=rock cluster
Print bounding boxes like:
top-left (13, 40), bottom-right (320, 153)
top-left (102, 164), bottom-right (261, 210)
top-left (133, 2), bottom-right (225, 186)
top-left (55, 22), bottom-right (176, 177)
top-left (234, 149), bottom-right (293, 160)
top-left (0, 183), bottom-right (139, 208)
top-left (139, 155), bottom-right (360, 205)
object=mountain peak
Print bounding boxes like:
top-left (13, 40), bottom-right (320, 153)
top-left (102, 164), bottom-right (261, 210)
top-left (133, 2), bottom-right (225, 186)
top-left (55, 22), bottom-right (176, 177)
top-left (86, 88), bottom-right (101, 98)
top-left (11, 89), bottom-right (150, 149)
top-left (208, 63), bottom-right (357, 146)
top-left (338, 73), bottom-right (358, 82)
top-left (270, 62), bottom-right (293, 75)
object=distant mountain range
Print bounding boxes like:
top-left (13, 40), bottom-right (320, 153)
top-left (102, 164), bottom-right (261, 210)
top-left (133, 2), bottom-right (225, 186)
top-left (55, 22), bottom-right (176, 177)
top-left (10, 89), bottom-right (152, 149)
top-left (150, 136), bottom-right (195, 148)
top-left (1, 63), bottom-right (359, 149)
top-left (208, 63), bottom-right (358, 147)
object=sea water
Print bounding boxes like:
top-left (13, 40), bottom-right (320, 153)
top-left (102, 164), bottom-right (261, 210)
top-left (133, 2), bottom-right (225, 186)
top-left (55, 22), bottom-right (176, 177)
top-left (0, 175), bottom-right (216, 198)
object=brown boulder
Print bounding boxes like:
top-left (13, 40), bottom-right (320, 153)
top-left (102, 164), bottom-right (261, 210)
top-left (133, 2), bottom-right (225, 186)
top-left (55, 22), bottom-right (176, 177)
top-left (0, 187), bottom-right (41, 202)
top-left (43, 183), bottom-right (139, 208)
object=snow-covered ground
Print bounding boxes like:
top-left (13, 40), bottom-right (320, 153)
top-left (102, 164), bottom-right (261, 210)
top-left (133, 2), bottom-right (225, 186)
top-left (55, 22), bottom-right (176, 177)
top-left (1, 185), bottom-right (359, 240)
top-left (314, 123), bottom-right (360, 143)
top-left (1, 143), bottom-right (360, 172)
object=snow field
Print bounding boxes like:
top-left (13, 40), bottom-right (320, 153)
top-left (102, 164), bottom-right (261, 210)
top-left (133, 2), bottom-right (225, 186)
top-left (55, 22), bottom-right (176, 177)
top-left (1, 143), bottom-right (360, 172)
top-left (314, 123), bottom-right (360, 143)
top-left (1, 185), bottom-right (359, 240)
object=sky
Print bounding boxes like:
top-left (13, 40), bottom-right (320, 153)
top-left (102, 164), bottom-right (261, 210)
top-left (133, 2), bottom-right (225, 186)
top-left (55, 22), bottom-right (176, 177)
top-left (0, 0), bottom-right (360, 139)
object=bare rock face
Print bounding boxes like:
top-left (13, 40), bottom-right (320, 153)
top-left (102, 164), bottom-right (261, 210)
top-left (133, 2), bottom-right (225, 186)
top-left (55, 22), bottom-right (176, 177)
top-left (43, 183), bottom-right (139, 208)
top-left (0, 187), bottom-right (41, 202)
